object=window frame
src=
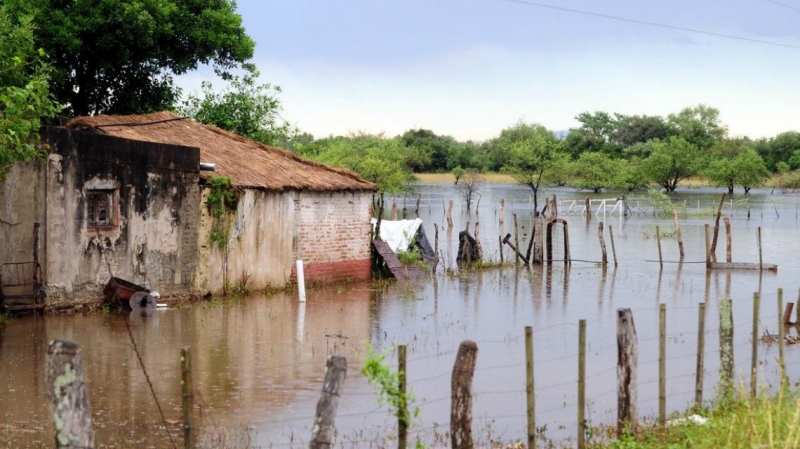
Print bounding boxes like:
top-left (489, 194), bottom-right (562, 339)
top-left (86, 189), bottom-right (118, 230)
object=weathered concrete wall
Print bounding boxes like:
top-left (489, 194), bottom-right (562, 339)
top-left (294, 191), bottom-right (372, 283)
top-left (195, 188), bottom-right (296, 293)
top-left (0, 160), bottom-right (47, 267)
top-left (42, 128), bottom-right (200, 303)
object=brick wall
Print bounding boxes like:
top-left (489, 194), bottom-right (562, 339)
top-left (293, 191), bottom-right (372, 282)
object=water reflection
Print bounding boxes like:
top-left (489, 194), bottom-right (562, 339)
top-left (2, 185), bottom-right (799, 447)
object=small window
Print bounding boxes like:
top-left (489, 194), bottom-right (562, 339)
top-left (87, 190), bottom-right (116, 228)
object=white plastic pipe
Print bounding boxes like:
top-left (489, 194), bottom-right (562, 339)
top-left (296, 260), bottom-right (306, 303)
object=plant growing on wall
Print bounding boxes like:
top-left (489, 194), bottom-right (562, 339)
top-left (206, 176), bottom-right (239, 249)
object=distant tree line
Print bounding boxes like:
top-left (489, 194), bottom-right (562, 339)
top-left (288, 105), bottom-right (800, 202)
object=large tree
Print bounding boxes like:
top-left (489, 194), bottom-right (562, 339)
top-left (0, 6), bottom-right (60, 169)
top-left (571, 152), bottom-right (626, 193)
top-left (640, 137), bottom-right (699, 192)
top-left (667, 104), bottom-right (727, 151)
top-left (504, 123), bottom-right (561, 211)
top-left (9, 0), bottom-right (254, 116)
top-left (179, 64), bottom-right (292, 147)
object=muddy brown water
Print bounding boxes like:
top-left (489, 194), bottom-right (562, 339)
top-left (2, 185), bottom-right (799, 447)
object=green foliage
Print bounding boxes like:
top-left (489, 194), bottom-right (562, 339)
top-left (641, 188), bottom-right (674, 216)
top-left (640, 137), bottom-right (699, 192)
top-left (361, 345), bottom-right (419, 427)
top-left (451, 166), bottom-right (466, 184)
top-left (667, 104), bottom-right (727, 151)
top-left (0, 6), bottom-right (61, 170)
top-left (504, 123), bottom-right (561, 210)
top-left (297, 133), bottom-right (417, 194)
top-left (571, 152), bottom-right (626, 193)
top-left (9, 0), bottom-right (254, 116)
top-left (702, 140), bottom-right (769, 194)
top-left (542, 151), bottom-right (573, 187)
top-left (179, 64), bottom-right (294, 146)
top-left (206, 176), bottom-right (238, 249)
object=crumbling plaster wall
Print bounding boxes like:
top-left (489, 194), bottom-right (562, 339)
top-left (43, 128), bottom-right (200, 303)
top-left (195, 188), bottom-right (296, 293)
top-left (0, 161), bottom-right (47, 265)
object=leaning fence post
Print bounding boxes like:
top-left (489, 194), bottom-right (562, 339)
top-left (398, 345), bottom-right (408, 449)
top-left (310, 355), bottom-right (347, 449)
top-left (617, 308), bottom-right (637, 436)
top-left (719, 298), bottom-right (734, 395)
top-left (695, 303), bottom-right (706, 408)
top-left (578, 319), bottom-right (587, 449)
top-left (525, 326), bottom-right (535, 449)
top-left (609, 225), bottom-right (618, 267)
top-left (451, 341), bottom-right (478, 449)
top-left (751, 293), bottom-right (760, 398)
top-left (181, 346), bottom-right (194, 449)
top-left (659, 304), bottom-right (666, 425)
top-left (47, 339), bottom-right (95, 449)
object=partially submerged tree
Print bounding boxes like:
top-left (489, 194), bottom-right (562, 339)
top-left (571, 152), bottom-right (625, 193)
top-left (9, 0), bottom-right (254, 116)
top-left (640, 137), bottom-right (699, 192)
top-left (459, 170), bottom-right (483, 212)
top-left (0, 6), bottom-right (61, 169)
top-left (505, 124), bottom-right (561, 211)
top-left (179, 64), bottom-right (294, 146)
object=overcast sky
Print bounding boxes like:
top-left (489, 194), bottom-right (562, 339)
top-left (177, 0), bottom-right (800, 141)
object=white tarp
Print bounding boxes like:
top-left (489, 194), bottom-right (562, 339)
top-left (371, 218), bottom-right (422, 253)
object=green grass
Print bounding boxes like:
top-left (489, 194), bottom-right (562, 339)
top-left (590, 387), bottom-right (800, 449)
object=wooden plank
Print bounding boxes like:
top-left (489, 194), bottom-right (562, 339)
top-left (709, 262), bottom-right (777, 271)
top-left (372, 239), bottom-right (427, 280)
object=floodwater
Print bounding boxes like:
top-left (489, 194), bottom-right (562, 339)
top-left (2, 184), bottom-right (800, 448)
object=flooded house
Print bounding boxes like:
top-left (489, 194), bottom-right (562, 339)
top-left (0, 112), bottom-right (376, 309)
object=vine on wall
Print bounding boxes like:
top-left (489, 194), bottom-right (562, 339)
top-left (206, 176), bottom-right (239, 249)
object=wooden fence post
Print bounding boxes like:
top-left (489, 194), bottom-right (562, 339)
top-left (578, 319), bottom-right (587, 449)
top-left (673, 210), bottom-right (684, 261)
top-left (751, 293), bottom-right (760, 398)
top-left (617, 309), bottom-right (637, 436)
top-left (513, 214), bottom-right (520, 265)
top-left (46, 339), bottom-right (95, 449)
top-left (710, 193), bottom-right (726, 263)
top-left (723, 217), bottom-right (732, 263)
top-left (719, 298), bottom-right (734, 395)
top-left (310, 355), bottom-right (348, 449)
top-left (659, 304), bottom-right (666, 425)
top-left (609, 225), bottom-right (618, 267)
top-left (585, 198), bottom-right (592, 220)
top-left (181, 346), bottom-right (194, 449)
top-left (525, 327), bottom-right (535, 449)
top-left (704, 224), bottom-right (711, 269)
top-left (598, 222), bottom-right (608, 265)
top-left (778, 288), bottom-right (787, 388)
top-left (758, 227), bottom-right (763, 270)
top-left (451, 341), bottom-right (478, 449)
top-left (398, 345), bottom-right (408, 449)
top-left (447, 201), bottom-right (454, 228)
top-left (655, 225), bottom-right (663, 268)
top-left (695, 303), bottom-right (706, 408)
